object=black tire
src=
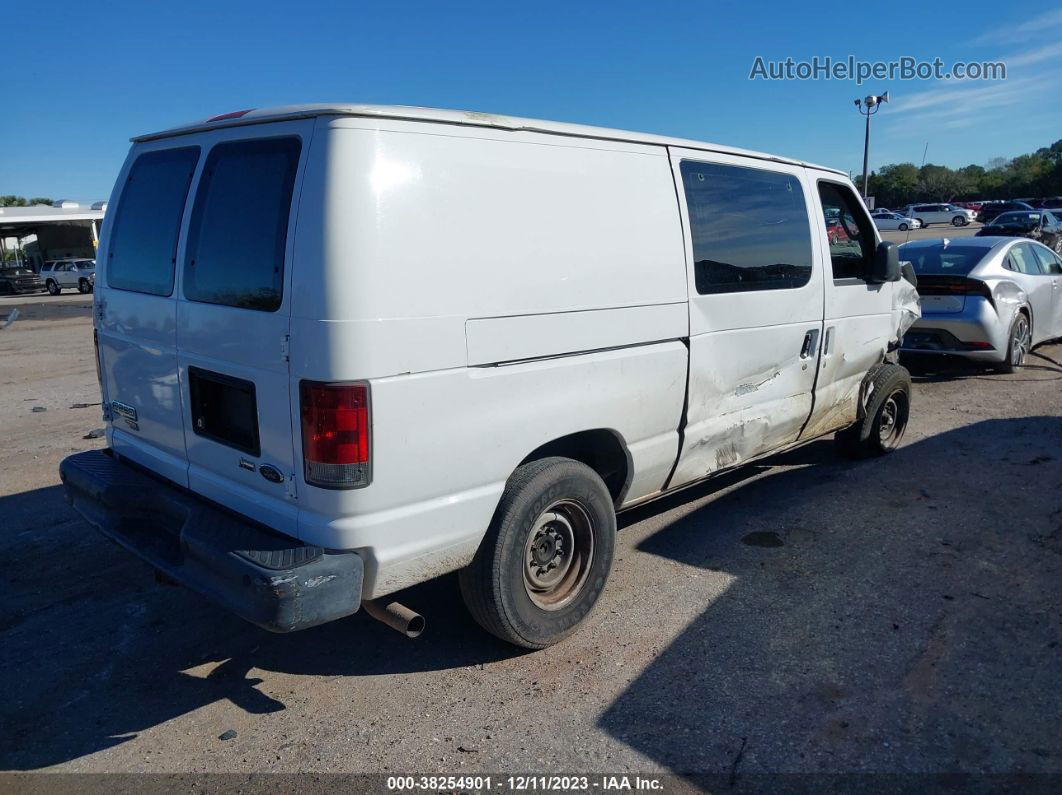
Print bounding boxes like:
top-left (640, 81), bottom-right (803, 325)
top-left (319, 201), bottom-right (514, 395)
top-left (78, 278), bottom-right (90, 294)
top-left (835, 364), bottom-right (912, 459)
top-left (898, 223), bottom-right (909, 232)
top-left (46, 279), bottom-right (60, 295)
top-left (459, 457), bottom-right (616, 649)
top-left (952, 216), bottom-right (966, 227)
top-left (995, 312), bottom-right (1031, 374)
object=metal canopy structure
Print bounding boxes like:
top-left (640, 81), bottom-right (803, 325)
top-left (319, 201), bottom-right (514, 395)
top-left (0, 204), bottom-right (106, 270)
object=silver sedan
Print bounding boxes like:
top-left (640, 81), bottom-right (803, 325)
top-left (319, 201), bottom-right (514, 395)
top-left (899, 236), bottom-right (1062, 372)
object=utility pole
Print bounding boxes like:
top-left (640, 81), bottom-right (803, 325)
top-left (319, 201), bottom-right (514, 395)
top-left (854, 92), bottom-right (889, 199)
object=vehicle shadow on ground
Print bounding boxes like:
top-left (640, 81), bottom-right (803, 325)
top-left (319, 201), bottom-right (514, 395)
top-left (0, 485), bottom-right (523, 769)
top-left (2, 420), bottom-right (1060, 771)
top-left (903, 352), bottom-right (1062, 383)
top-left (598, 417), bottom-right (1062, 777)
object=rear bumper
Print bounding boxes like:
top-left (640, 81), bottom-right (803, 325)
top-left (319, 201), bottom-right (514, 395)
top-left (59, 449), bottom-right (363, 632)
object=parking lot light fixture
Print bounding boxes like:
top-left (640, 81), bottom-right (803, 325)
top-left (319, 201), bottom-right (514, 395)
top-left (855, 91), bottom-right (889, 200)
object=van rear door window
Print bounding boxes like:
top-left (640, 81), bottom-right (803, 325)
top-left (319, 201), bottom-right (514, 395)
top-left (107, 147), bottom-right (199, 296)
top-left (183, 137), bottom-right (301, 312)
top-left (679, 161), bottom-right (813, 294)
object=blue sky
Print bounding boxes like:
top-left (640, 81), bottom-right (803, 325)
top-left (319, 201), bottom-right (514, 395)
top-left (4, 0), bottom-right (1061, 201)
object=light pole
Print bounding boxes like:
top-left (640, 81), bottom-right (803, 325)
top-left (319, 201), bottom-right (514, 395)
top-left (854, 92), bottom-right (889, 200)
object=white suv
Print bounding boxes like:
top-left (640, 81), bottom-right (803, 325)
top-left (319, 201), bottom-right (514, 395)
top-left (40, 259), bottom-right (96, 294)
top-left (61, 104), bottom-right (920, 648)
top-left (901, 203), bottom-right (975, 227)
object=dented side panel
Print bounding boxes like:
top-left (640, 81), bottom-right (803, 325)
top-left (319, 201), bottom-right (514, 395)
top-left (666, 148), bottom-right (825, 486)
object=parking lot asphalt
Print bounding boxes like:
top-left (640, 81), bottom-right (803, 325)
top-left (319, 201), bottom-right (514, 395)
top-left (1, 288), bottom-right (1060, 781)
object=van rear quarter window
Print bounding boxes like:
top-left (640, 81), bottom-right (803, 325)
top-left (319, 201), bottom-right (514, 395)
top-left (183, 137), bottom-right (301, 312)
top-left (680, 161), bottom-right (812, 294)
top-left (107, 147), bottom-right (199, 296)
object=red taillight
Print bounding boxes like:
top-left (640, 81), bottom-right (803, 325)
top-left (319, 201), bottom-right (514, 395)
top-left (299, 381), bottom-right (371, 489)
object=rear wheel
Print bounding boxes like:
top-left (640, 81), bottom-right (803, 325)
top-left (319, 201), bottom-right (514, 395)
top-left (77, 278), bottom-right (90, 294)
top-left (459, 457), bottom-right (616, 649)
top-left (898, 223), bottom-right (909, 231)
top-left (46, 279), bottom-right (60, 295)
top-left (835, 364), bottom-right (912, 458)
top-left (996, 312), bottom-right (1031, 374)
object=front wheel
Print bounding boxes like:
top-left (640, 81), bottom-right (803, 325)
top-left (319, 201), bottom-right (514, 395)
top-left (898, 223), bottom-right (909, 231)
top-left (46, 280), bottom-right (60, 295)
top-left (78, 278), bottom-right (91, 294)
top-left (459, 457), bottom-right (616, 649)
top-left (835, 364), bottom-right (912, 458)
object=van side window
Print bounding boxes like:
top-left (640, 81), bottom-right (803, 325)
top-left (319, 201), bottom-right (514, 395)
top-left (818, 182), bottom-right (875, 280)
top-left (679, 161), bottom-right (812, 294)
top-left (183, 137), bottom-right (301, 312)
top-left (108, 147), bottom-right (200, 296)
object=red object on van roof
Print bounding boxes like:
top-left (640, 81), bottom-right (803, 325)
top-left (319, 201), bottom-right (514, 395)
top-left (207, 109), bottom-right (254, 123)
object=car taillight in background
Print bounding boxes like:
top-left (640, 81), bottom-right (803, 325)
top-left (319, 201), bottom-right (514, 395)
top-left (299, 381), bottom-right (371, 489)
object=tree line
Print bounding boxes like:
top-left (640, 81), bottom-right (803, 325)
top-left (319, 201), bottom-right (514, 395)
top-left (866, 139), bottom-right (1062, 208)
top-left (1, 196), bottom-right (53, 207)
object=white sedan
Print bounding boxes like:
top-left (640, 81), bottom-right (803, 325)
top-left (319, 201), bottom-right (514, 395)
top-left (873, 212), bottom-right (922, 231)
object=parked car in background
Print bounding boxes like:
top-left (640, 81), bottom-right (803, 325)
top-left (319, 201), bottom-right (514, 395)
top-left (901, 203), bottom-right (976, 227)
top-left (977, 200), bottom-right (1034, 224)
top-left (60, 103), bottom-right (918, 649)
top-left (900, 237), bottom-right (1062, 372)
top-left (0, 266), bottom-right (44, 294)
top-left (1032, 197), bottom-right (1062, 210)
top-left (976, 211), bottom-right (1062, 252)
top-left (873, 212), bottom-right (921, 231)
top-left (40, 258), bottom-right (96, 294)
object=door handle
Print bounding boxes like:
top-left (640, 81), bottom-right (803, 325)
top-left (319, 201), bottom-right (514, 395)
top-left (800, 329), bottom-right (819, 359)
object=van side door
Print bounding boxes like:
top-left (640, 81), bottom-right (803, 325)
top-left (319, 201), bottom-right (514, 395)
top-left (800, 175), bottom-right (895, 440)
top-left (666, 150), bottom-right (825, 487)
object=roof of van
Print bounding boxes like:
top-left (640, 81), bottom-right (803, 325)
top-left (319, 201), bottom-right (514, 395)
top-left (132, 104), bottom-right (846, 176)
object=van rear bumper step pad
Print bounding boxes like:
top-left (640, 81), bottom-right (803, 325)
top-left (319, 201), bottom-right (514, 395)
top-left (59, 449), bottom-right (363, 632)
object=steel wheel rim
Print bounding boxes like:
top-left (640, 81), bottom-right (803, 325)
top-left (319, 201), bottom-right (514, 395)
top-left (522, 499), bottom-right (595, 611)
top-left (1012, 316), bottom-right (1030, 366)
top-left (878, 391), bottom-right (908, 446)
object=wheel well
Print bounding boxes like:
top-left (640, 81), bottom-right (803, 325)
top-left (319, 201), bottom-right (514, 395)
top-left (520, 429), bottom-right (631, 506)
top-left (1018, 304), bottom-right (1032, 335)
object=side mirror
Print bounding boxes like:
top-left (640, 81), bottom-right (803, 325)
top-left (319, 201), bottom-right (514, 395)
top-left (867, 240), bottom-right (901, 283)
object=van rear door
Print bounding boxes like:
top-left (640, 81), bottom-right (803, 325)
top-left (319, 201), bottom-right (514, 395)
top-left (98, 144), bottom-right (201, 486)
top-left (176, 122), bottom-right (313, 536)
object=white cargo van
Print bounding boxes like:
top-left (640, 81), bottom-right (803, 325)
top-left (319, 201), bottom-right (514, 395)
top-left (61, 105), bottom-right (919, 648)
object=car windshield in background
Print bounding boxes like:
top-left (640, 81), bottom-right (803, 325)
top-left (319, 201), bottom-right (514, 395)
top-left (993, 212), bottom-right (1040, 225)
top-left (900, 244), bottom-right (989, 275)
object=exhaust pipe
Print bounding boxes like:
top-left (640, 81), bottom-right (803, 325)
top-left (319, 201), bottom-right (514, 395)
top-left (362, 599), bottom-right (425, 638)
